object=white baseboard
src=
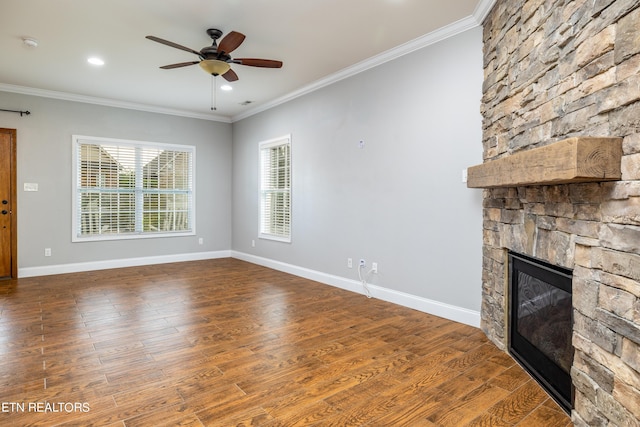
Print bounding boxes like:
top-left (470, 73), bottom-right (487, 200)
top-left (232, 251), bottom-right (480, 328)
top-left (18, 250), bottom-right (231, 278)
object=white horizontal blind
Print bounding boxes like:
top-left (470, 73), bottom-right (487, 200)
top-left (259, 135), bottom-right (291, 242)
top-left (73, 136), bottom-right (194, 241)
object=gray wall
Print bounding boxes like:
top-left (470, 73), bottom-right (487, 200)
top-left (232, 27), bottom-right (484, 312)
top-left (0, 92), bottom-right (232, 272)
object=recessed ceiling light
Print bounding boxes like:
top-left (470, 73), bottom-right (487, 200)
top-left (87, 57), bottom-right (105, 66)
top-left (220, 84), bottom-right (232, 91)
top-left (22, 37), bottom-right (38, 48)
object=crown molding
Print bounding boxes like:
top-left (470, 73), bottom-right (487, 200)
top-left (0, 83), bottom-right (232, 123)
top-left (473, 0), bottom-right (497, 24)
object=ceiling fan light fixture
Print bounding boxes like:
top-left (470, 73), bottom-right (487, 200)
top-left (199, 59), bottom-right (230, 76)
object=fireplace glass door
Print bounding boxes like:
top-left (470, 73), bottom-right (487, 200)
top-left (509, 252), bottom-right (573, 412)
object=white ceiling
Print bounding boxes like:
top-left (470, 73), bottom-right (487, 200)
top-left (0, 0), bottom-right (492, 122)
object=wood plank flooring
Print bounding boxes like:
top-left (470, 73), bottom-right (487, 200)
top-left (0, 258), bottom-right (572, 426)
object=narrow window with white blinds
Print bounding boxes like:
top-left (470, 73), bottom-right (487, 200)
top-left (259, 135), bottom-right (291, 242)
top-left (72, 135), bottom-right (195, 241)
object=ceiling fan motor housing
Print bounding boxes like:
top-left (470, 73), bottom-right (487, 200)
top-left (200, 46), bottom-right (231, 61)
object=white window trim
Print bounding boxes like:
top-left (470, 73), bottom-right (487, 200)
top-left (72, 135), bottom-right (196, 242)
top-left (259, 134), bottom-right (292, 243)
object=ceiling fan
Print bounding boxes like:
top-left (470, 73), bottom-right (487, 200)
top-left (145, 28), bottom-right (283, 82)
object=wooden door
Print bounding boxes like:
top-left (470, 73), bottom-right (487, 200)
top-left (0, 129), bottom-right (17, 278)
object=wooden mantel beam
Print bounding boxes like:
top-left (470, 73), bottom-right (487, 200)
top-left (466, 137), bottom-right (622, 188)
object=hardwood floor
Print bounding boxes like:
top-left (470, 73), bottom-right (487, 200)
top-left (0, 258), bottom-right (571, 426)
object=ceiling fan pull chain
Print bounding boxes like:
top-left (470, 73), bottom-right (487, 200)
top-left (211, 74), bottom-right (217, 111)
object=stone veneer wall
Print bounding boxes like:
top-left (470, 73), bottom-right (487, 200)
top-left (480, 0), bottom-right (640, 425)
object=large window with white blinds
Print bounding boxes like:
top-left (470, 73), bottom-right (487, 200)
top-left (72, 135), bottom-right (195, 241)
top-left (259, 135), bottom-right (291, 242)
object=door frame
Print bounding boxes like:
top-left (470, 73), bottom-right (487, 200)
top-left (1, 128), bottom-right (17, 278)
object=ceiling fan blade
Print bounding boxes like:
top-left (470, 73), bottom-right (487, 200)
top-left (217, 31), bottom-right (246, 55)
top-left (235, 58), bottom-right (283, 68)
top-left (222, 68), bottom-right (239, 82)
top-left (146, 35), bottom-right (202, 57)
top-left (160, 61), bottom-right (200, 69)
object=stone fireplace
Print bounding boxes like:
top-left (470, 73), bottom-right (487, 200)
top-left (475, 0), bottom-right (640, 425)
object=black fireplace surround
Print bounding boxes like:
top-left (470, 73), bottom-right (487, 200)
top-left (508, 251), bottom-right (574, 413)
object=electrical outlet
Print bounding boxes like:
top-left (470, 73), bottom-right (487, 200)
top-left (347, 258), bottom-right (353, 268)
top-left (44, 248), bottom-right (51, 257)
top-left (372, 262), bottom-right (378, 273)
top-left (251, 240), bottom-right (256, 247)
top-left (359, 259), bottom-right (366, 267)
top-left (198, 237), bottom-right (204, 245)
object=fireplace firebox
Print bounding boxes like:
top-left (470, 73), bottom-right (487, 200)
top-left (508, 251), bottom-right (574, 413)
